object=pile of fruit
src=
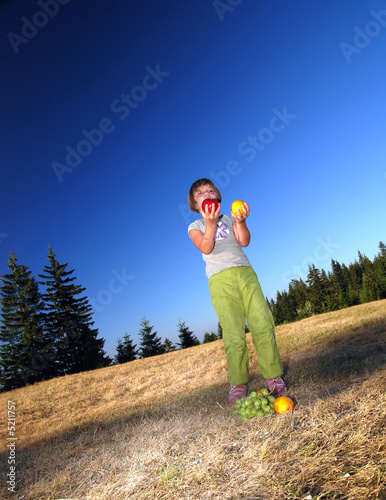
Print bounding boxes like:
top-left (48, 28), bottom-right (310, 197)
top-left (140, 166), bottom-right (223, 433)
top-left (233, 389), bottom-right (294, 420)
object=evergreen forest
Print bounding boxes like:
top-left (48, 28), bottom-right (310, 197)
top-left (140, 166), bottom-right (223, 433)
top-left (0, 249), bottom-right (111, 392)
top-left (269, 242), bottom-right (386, 325)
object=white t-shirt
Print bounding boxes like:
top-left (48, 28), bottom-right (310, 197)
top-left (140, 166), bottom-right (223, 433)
top-left (188, 214), bottom-right (251, 279)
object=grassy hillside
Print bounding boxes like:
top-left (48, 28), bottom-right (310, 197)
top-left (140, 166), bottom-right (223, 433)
top-left (1, 300), bottom-right (385, 499)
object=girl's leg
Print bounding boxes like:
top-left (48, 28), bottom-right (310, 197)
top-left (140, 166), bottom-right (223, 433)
top-left (209, 268), bottom-right (249, 385)
top-left (238, 267), bottom-right (283, 379)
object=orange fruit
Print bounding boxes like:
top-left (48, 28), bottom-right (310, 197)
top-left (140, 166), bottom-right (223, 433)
top-left (231, 200), bottom-right (245, 216)
top-left (274, 396), bottom-right (295, 414)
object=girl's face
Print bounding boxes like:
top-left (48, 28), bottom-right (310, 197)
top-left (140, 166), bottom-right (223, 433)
top-left (193, 184), bottom-right (218, 211)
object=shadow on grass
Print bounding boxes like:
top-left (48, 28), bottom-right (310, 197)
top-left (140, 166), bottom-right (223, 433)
top-left (1, 315), bottom-right (385, 498)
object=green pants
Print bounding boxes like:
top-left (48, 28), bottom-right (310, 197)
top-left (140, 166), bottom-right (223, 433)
top-left (209, 266), bottom-right (283, 385)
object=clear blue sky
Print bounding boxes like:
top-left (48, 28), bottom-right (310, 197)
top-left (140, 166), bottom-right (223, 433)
top-left (1, 0), bottom-right (385, 358)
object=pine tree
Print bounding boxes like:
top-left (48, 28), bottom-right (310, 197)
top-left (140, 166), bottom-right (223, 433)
top-left (358, 252), bottom-right (379, 303)
top-left (138, 317), bottom-right (165, 358)
top-left (177, 319), bottom-right (200, 349)
top-left (39, 248), bottom-right (110, 376)
top-left (217, 321), bottom-right (223, 339)
top-left (163, 337), bottom-right (176, 352)
top-left (288, 278), bottom-right (308, 319)
top-left (347, 260), bottom-right (362, 306)
top-left (282, 285), bottom-right (296, 322)
top-left (306, 264), bottom-right (327, 313)
top-left (203, 332), bottom-right (218, 343)
top-left (115, 333), bottom-right (138, 364)
top-left (278, 289), bottom-right (297, 323)
top-left (320, 269), bottom-right (331, 311)
top-left (330, 259), bottom-right (346, 310)
top-left (271, 290), bottom-right (285, 325)
top-left (296, 300), bottom-right (314, 319)
top-left (373, 242), bottom-right (386, 299)
top-left (0, 253), bottom-right (48, 390)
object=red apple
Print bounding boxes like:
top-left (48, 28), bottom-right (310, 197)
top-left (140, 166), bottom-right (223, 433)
top-left (201, 198), bottom-right (219, 213)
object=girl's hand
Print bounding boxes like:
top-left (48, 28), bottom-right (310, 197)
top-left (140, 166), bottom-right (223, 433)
top-left (233, 202), bottom-right (250, 223)
top-left (199, 202), bottom-right (221, 223)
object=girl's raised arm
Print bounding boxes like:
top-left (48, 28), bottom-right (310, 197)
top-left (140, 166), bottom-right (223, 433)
top-left (189, 203), bottom-right (221, 254)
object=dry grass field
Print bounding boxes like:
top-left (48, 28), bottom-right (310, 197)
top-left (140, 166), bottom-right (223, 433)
top-left (1, 300), bottom-right (385, 500)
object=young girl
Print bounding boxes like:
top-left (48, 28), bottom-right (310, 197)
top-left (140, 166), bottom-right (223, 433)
top-left (188, 178), bottom-right (286, 404)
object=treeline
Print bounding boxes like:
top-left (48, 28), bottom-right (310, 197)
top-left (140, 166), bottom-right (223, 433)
top-left (0, 249), bottom-right (223, 392)
top-left (269, 241), bottom-right (386, 325)
top-left (114, 318), bottom-right (222, 364)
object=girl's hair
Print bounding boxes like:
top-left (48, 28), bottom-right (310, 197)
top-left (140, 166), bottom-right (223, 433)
top-left (188, 178), bottom-right (222, 213)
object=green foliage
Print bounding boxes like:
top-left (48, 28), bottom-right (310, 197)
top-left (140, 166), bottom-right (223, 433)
top-left (138, 317), bottom-right (165, 358)
top-left (115, 333), bottom-right (138, 363)
top-left (271, 241), bottom-right (386, 326)
top-left (39, 248), bottom-right (110, 376)
top-left (163, 337), bottom-right (176, 352)
top-left (177, 319), bottom-right (200, 349)
top-left (202, 332), bottom-right (219, 343)
top-left (0, 249), bottom-right (111, 391)
top-left (0, 253), bottom-right (47, 390)
top-left (296, 300), bottom-right (314, 320)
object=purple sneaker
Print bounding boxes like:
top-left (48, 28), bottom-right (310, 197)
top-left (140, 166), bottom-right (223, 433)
top-left (267, 377), bottom-right (287, 395)
top-left (228, 384), bottom-right (247, 404)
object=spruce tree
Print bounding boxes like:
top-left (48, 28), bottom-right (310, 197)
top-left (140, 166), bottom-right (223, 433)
top-left (288, 278), bottom-right (308, 319)
top-left (163, 337), bottom-right (176, 352)
top-left (217, 321), bottom-right (223, 339)
top-left (358, 252), bottom-right (379, 303)
top-left (138, 317), bottom-right (165, 358)
top-left (282, 285), bottom-right (297, 323)
top-left (115, 333), bottom-right (138, 364)
top-left (177, 319), bottom-right (200, 349)
top-left (271, 290), bottom-right (285, 325)
top-left (330, 259), bottom-right (344, 310)
top-left (203, 332), bottom-right (218, 343)
top-left (0, 253), bottom-right (48, 390)
top-left (39, 248), bottom-right (110, 375)
top-left (306, 264), bottom-right (327, 314)
top-left (347, 260), bottom-right (362, 306)
top-left (296, 300), bottom-right (314, 319)
top-left (373, 242), bottom-right (386, 299)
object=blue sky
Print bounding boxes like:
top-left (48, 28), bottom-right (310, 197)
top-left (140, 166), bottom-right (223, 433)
top-left (1, 0), bottom-right (385, 358)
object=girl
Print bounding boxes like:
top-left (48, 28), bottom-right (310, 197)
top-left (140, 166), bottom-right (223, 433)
top-left (188, 178), bottom-right (286, 404)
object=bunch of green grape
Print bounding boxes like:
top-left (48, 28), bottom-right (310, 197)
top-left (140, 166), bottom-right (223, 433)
top-left (233, 388), bottom-right (276, 420)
